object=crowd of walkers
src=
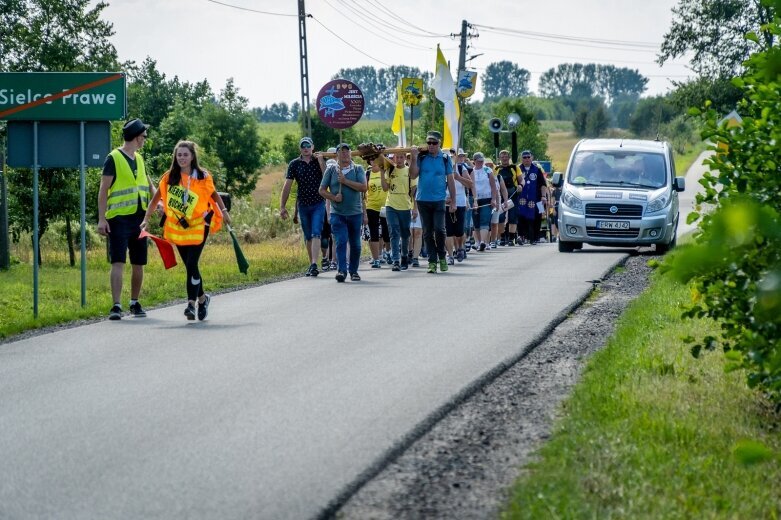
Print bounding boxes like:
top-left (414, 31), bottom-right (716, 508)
top-left (280, 130), bottom-right (558, 282)
top-left (97, 118), bottom-right (560, 322)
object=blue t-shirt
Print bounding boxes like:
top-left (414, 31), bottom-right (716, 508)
top-left (321, 162), bottom-right (366, 216)
top-left (415, 152), bottom-right (453, 202)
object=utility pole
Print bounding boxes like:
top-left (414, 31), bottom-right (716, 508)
top-left (297, 0), bottom-right (312, 137)
top-left (457, 19), bottom-right (468, 77)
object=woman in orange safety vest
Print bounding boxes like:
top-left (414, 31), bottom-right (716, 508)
top-left (141, 140), bottom-right (231, 321)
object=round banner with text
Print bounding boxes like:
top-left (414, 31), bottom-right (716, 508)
top-left (316, 79), bottom-right (364, 129)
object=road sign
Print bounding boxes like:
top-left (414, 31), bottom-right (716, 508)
top-left (0, 72), bottom-right (126, 121)
top-left (316, 79), bottom-right (364, 129)
top-left (7, 121), bottom-right (110, 168)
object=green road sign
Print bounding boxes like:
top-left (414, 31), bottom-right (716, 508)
top-left (0, 72), bottom-right (126, 121)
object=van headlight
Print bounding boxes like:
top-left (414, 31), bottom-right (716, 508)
top-left (562, 189), bottom-right (583, 213)
top-left (645, 194), bottom-right (670, 214)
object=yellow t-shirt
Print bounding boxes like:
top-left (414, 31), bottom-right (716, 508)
top-left (385, 166), bottom-right (417, 211)
top-left (365, 169), bottom-right (387, 212)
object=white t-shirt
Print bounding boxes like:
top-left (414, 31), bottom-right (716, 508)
top-left (473, 166), bottom-right (493, 199)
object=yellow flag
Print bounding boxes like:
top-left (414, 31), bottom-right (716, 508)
top-left (391, 82), bottom-right (406, 146)
top-left (432, 45), bottom-right (460, 150)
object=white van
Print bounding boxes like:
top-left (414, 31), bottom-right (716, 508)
top-left (551, 139), bottom-right (686, 253)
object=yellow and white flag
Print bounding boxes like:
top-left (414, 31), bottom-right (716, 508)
top-left (391, 82), bottom-right (406, 146)
top-left (431, 45), bottom-right (460, 150)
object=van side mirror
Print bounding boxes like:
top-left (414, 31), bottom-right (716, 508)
top-left (551, 172), bottom-right (563, 187)
top-left (673, 177), bottom-right (685, 192)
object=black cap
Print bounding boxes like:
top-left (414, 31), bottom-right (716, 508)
top-left (336, 143), bottom-right (351, 151)
top-left (122, 118), bottom-right (149, 141)
top-left (426, 131), bottom-right (442, 142)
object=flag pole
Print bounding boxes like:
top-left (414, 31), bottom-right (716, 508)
top-left (410, 105), bottom-right (414, 145)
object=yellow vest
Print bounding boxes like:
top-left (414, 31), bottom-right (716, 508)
top-left (105, 149), bottom-right (150, 218)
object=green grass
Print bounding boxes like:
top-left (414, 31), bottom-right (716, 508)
top-left (1, 235), bottom-right (308, 340)
top-left (502, 270), bottom-right (781, 518)
top-left (675, 141), bottom-right (708, 176)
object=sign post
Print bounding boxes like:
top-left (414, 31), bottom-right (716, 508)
top-left (1, 72), bottom-right (125, 317)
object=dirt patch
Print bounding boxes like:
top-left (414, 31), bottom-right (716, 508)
top-left (329, 253), bottom-right (656, 520)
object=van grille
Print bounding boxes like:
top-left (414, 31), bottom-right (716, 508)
top-left (585, 203), bottom-right (643, 219)
top-left (587, 227), bottom-right (640, 238)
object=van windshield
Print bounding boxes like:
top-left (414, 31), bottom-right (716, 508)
top-left (568, 151), bottom-right (667, 189)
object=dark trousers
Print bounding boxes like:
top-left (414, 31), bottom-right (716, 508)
top-left (176, 239), bottom-right (207, 301)
top-left (417, 200), bottom-right (447, 262)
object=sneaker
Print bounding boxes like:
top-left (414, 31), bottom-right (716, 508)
top-left (384, 251), bottom-right (392, 264)
top-left (198, 294), bottom-right (210, 321)
top-left (447, 255), bottom-right (455, 266)
top-left (427, 262), bottom-right (437, 274)
top-left (350, 272), bottom-right (361, 281)
top-left (499, 240), bottom-right (506, 247)
top-left (471, 244), bottom-right (479, 251)
top-left (462, 248), bottom-right (468, 259)
top-left (412, 257), bottom-right (420, 267)
top-left (400, 261), bottom-right (409, 271)
top-left (321, 258), bottom-right (330, 271)
top-left (184, 303), bottom-right (196, 321)
top-left (330, 261), bottom-right (338, 271)
top-left (305, 264), bottom-right (313, 276)
top-left (507, 240), bottom-right (515, 247)
top-left (490, 241), bottom-right (497, 249)
top-left (108, 304), bottom-right (122, 321)
top-left (440, 258), bottom-right (449, 272)
top-left (407, 250), bottom-right (414, 262)
top-left (516, 236), bottom-right (523, 245)
top-left (335, 271), bottom-right (346, 283)
top-left (479, 242), bottom-right (486, 251)
top-left (456, 249), bottom-right (464, 262)
top-left (129, 301), bottom-right (146, 318)
top-left (371, 259), bottom-right (381, 268)
top-left (309, 263), bottom-right (319, 277)
top-left (392, 261), bottom-right (401, 271)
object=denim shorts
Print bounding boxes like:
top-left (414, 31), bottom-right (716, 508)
top-left (298, 201), bottom-right (325, 241)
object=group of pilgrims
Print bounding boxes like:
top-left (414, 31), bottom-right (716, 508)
top-left (279, 130), bottom-right (558, 282)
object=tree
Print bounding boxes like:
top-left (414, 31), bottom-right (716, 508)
top-left (628, 96), bottom-right (677, 137)
top-left (332, 65), bottom-right (431, 120)
top-left (572, 99), bottom-right (609, 137)
top-left (481, 61), bottom-right (531, 100)
top-left (198, 79), bottom-right (264, 197)
top-left (0, 0), bottom-right (120, 264)
top-left (540, 63), bottom-right (647, 106)
top-left (668, 77), bottom-right (743, 116)
top-left (658, 0), bottom-right (776, 78)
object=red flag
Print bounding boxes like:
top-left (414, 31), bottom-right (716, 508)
top-left (139, 229), bottom-right (177, 269)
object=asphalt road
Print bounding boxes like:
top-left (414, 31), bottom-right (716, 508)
top-left (0, 152), bottom-right (709, 519)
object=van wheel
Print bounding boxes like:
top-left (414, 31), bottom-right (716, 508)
top-left (656, 231), bottom-right (676, 255)
top-left (559, 240), bottom-right (575, 253)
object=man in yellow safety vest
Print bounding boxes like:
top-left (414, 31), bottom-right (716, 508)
top-left (97, 118), bottom-right (157, 321)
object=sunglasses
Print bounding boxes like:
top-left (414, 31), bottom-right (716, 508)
top-left (300, 143), bottom-right (312, 149)
top-left (522, 155), bottom-right (531, 159)
top-left (426, 141), bottom-right (439, 145)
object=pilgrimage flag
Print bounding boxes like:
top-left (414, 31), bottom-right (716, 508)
top-left (139, 229), bottom-right (177, 269)
top-left (391, 82), bottom-right (407, 146)
top-left (227, 225), bottom-right (250, 274)
top-left (431, 45), bottom-right (460, 151)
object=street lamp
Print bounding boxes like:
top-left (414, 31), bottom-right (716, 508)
top-left (487, 113), bottom-right (521, 162)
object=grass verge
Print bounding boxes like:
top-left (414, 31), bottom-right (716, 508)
top-left (0, 236), bottom-right (308, 340)
top-left (502, 268), bottom-right (781, 518)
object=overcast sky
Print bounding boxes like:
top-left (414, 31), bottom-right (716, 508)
top-left (101, 0), bottom-right (691, 109)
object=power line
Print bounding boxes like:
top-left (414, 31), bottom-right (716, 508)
top-left (324, 0), bottom-right (432, 51)
top-left (204, 0), bottom-right (296, 17)
top-left (307, 15), bottom-right (391, 67)
top-left (475, 25), bottom-right (660, 53)
top-left (365, 0), bottom-right (450, 37)
top-left (473, 45), bottom-right (688, 67)
top-left (336, 0), bottom-right (449, 40)
top-left (472, 23), bottom-right (659, 48)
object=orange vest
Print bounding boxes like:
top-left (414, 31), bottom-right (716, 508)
top-left (159, 170), bottom-right (223, 245)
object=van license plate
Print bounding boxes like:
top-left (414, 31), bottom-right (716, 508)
top-left (596, 220), bottom-right (630, 230)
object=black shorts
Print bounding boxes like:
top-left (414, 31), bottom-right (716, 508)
top-left (366, 209), bottom-right (389, 242)
top-left (107, 214), bottom-right (148, 265)
top-left (445, 206), bottom-right (466, 237)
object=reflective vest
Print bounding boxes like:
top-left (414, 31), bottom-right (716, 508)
top-left (159, 170), bottom-right (223, 245)
top-left (105, 149), bottom-right (150, 218)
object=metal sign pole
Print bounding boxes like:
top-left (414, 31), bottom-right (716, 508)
top-left (33, 121), bottom-right (39, 318)
top-left (79, 121), bottom-right (87, 307)
top-left (0, 147), bottom-right (9, 270)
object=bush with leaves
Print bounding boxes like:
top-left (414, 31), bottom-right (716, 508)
top-left (664, 12), bottom-right (781, 402)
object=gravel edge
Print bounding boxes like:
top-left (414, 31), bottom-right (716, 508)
top-left (326, 253), bottom-right (656, 520)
